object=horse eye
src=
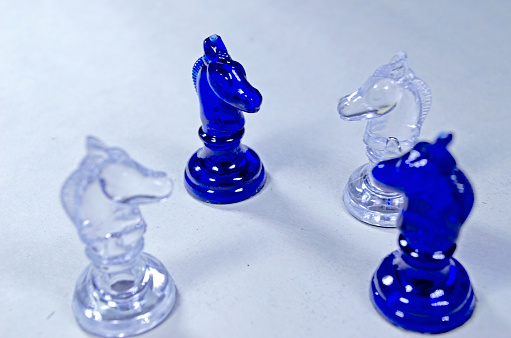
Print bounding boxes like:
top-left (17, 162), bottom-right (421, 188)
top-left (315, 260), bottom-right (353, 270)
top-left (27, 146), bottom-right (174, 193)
top-left (367, 79), bottom-right (398, 105)
top-left (368, 87), bottom-right (383, 102)
top-left (213, 68), bottom-right (233, 86)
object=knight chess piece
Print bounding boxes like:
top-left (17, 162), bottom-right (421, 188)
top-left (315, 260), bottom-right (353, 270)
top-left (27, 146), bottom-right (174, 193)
top-left (338, 52), bottom-right (431, 227)
top-left (370, 133), bottom-right (476, 333)
top-left (185, 34), bottom-right (266, 204)
top-left (61, 137), bottom-right (176, 337)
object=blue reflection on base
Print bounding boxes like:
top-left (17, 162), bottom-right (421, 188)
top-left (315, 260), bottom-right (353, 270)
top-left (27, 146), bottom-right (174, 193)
top-left (370, 133), bottom-right (476, 333)
top-left (185, 127), bottom-right (265, 204)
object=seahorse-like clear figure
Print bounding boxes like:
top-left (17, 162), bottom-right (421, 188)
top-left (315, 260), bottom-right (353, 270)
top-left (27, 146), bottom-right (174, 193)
top-left (338, 52), bottom-right (431, 227)
top-left (61, 136), bottom-right (176, 337)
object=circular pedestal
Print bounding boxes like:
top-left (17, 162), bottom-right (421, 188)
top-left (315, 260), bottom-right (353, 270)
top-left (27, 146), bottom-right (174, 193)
top-left (343, 163), bottom-right (404, 227)
top-left (72, 253), bottom-right (176, 338)
top-left (185, 145), bottom-right (266, 204)
top-left (371, 250), bottom-right (476, 334)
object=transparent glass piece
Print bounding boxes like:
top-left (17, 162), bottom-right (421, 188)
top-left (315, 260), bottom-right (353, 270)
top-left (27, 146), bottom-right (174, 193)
top-left (61, 136), bottom-right (176, 337)
top-left (370, 134), bottom-right (476, 333)
top-left (185, 34), bottom-right (266, 203)
top-left (338, 52), bottom-right (431, 227)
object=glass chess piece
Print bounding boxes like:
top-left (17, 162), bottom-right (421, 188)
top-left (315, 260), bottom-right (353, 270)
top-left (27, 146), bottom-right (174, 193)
top-left (338, 52), bottom-right (431, 227)
top-left (61, 137), bottom-right (176, 337)
top-left (185, 34), bottom-right (266, 204)
top-left (370, 133), bottom-right (476, 333)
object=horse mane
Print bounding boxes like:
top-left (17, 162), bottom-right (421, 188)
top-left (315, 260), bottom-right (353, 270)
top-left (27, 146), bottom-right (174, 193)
top-left (61, 154), bottom-right (108, 225)
top-left (192, 56), bottom-right (206, 92)
top-left (448, 167), bottom-right (475, 224)
top-left (407, 164), bottom-right (473, 226)
top-left (410, 77), bottom-right (432, 128)
top-left (371, 53), bottom-right (432, 130)
top-left (61, 170), bottom-right (83, 221)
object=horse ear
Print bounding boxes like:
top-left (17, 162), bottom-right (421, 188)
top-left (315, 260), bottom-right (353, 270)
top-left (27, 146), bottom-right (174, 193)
top-left (86, 136), bottom-right (107, 154)
top-left (390, 51), bottom-right (407, 64)
top-left (389, 51), bottom-right (411, 79)
top-left (436, 133), bottom-right (453, 147)
top-left (203, 34), bottom-right (229, 63)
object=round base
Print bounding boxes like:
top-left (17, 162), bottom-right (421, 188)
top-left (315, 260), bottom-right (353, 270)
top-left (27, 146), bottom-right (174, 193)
top-left (185, 145), bottom-right (266, 204)
top-left (343, 163), bottom-right (404, 227)
top-left (72, 253), bottom-right (176, 338)
top-left (371, 250), bottom-right (476, 334)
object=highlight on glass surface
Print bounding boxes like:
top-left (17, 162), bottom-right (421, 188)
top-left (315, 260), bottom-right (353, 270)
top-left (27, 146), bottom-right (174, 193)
top-left (61, 136), bottom-right (176, 337)
top-left (337, 51), bottom-right (432, 227)
top-left (185, 34), bottom-right (266, 204)
top-left (370, 133), bottom-right (476, 333)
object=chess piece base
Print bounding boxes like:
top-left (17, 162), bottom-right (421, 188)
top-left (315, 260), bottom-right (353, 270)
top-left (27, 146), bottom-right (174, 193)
top-left (185, 145), bottom-right (266, 204)
top-left (371, 250), bottom-right (476, 334)
top-left (72, 253), bottom-right (176, 338)
top-left (343, 163), bottom-right (404, 227)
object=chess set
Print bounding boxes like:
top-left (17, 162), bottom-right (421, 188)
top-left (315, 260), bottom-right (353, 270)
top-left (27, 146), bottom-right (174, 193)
top-left (61, 35), bottom-right (476, 337)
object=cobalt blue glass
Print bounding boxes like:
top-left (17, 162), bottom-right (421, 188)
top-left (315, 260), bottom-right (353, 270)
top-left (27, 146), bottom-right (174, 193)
top-left (185, 34), bottom-right (266, 204)
top-left (370, 133), bottom-right (476, 333)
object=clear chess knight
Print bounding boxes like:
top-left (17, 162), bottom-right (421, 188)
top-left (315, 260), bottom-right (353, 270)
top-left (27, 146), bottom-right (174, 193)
top-left (338, 52), bottom-right (431, 227)
top-left (61, 136), bottom-right (176, 337)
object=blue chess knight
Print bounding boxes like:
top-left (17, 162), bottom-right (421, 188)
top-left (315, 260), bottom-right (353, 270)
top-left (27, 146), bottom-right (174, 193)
top-left (185, 35), bottom-right (266, 203)
top-left (370, 134), bottom-right (476, 333)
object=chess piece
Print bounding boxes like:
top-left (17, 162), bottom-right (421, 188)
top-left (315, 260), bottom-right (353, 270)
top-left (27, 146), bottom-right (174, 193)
top-left (61, 137), bottom-right (176, 337)
top-left (338, 52), bottom-right (431, 227)
top-left (185, 34), bottom-right (266, 204)
top-left (370, 133), bottom-right (476, 333)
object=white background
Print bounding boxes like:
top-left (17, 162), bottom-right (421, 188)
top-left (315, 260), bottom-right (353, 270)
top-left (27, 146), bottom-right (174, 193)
top-left (1, 1), bottom-right (510, 337)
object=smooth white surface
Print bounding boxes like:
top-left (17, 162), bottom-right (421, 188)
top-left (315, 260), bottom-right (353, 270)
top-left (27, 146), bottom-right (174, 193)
top-left (1, 1), bottom-right (510, 337)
